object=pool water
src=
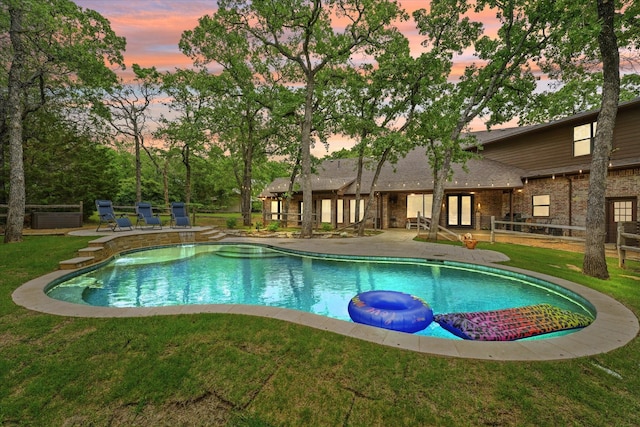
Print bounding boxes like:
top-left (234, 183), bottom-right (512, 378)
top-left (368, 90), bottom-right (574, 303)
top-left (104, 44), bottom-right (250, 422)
top-left (47, 243), bottom-right (595, 340)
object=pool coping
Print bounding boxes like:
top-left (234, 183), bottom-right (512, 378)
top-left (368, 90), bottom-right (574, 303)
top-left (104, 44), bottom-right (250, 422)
top-left (12, 232), bottom-right (639, 361)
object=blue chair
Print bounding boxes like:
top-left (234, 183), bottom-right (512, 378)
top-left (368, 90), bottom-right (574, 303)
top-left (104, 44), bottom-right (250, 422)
top-left (170, 202), bottom-right (191, 228)
top-left (135, 202), bottom-right (162, 230)
top-left (95, 200), bottom-right (133, 232)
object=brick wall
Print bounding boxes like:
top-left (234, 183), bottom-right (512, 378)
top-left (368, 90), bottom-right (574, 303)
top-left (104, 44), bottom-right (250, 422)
top-left (506, 168), bottom-right (639, 228)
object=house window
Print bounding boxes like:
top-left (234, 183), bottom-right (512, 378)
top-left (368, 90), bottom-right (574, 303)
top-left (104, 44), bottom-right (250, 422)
top-left (407, 194), bottom-right (433, 218)
top-left (337, 199), bottom-right (344, 224)
top-left (532, 195), bottom-right (550, 217)
top-left (349, 199), bottom-right (364, 223)
top-left (298, 201), bottom-right (303, 224)
top-left (270, 200), bottom-right (281, 220)
top-left (613, 200), bottom-right (634, 222)
top-left (573, 122), bottom-right (597, 156)
top-left (321, 199), bottom-right (332, 223)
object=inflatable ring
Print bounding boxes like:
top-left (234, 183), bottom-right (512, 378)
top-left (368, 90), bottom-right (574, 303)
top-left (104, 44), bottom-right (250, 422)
top-left (348, 290), bottom-right (434, 333)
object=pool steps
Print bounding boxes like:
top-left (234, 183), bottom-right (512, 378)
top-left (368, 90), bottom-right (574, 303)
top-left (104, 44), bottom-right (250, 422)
top-left (202, 229), bottom-right (227, 241)
top-left (58, 226), bottom-right (226, 269)
top-left (59, 257), bottom-right (96, 270)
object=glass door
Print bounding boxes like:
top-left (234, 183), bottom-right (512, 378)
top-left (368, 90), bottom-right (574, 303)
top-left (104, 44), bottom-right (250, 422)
top-left (447, 195), bottom-right (473, 227)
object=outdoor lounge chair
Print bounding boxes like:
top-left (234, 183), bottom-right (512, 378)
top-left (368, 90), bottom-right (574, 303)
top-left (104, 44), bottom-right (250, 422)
top-left (135, 202), bottom-right (162, 230)
top-left (95, 199), bottom-right (133, 232)
top-left (170, 202), bottom-right (191, 228)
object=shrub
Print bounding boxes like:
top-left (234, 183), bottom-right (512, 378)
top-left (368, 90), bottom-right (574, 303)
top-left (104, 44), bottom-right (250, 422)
top-left (226, 217), bottom-right (237, 229)
top-left (321, 222), bottom-right (333, 232)
top-left (267, 221), bottom-right (279, 232)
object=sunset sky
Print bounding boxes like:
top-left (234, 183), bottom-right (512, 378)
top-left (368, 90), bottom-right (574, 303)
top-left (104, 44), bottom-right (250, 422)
top-left (72, 0), bottom-right (500, 154)
top-left (74, 1), bottom-right (216, 74)
top-left (73, 0), bottom-right (462, 72)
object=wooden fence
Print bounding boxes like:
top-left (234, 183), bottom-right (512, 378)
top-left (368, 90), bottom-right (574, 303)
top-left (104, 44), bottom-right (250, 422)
top-left (490, 216), bottom-right (587, 243)
top-left (617, 221), bottom-right (640, 268)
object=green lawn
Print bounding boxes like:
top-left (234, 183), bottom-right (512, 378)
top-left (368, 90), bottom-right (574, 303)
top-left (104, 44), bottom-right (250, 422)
top-left (1, 236), bottom-right (639, 426)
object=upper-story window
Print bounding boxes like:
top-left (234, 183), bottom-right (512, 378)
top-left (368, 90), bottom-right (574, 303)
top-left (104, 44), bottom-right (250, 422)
top-left (573, 122), bottom-right (597, 156)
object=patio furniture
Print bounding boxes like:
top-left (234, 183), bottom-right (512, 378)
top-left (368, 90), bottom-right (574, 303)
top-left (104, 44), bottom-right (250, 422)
top-left (170, 202), bottom-right (191, 228)
top-left (95, 200), bottom-right (133, 232)
top-left (135, 202), bottom-right (162, 230)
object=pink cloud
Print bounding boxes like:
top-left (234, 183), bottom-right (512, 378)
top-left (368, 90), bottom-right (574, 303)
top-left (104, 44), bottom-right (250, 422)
top-left (76, 0), bottom-right (501, 78)
top-left (75, 0), bottom-right (217, 73)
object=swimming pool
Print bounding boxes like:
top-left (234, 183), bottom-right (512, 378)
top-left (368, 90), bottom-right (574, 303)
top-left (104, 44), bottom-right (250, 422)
top-left (46, 243), bottom-right (596, 340)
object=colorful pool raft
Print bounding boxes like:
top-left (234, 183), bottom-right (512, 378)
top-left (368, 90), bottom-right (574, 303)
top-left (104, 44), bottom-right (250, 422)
top-left (348, 291), bottom-right (434, 333)
top-left (434, 303), bottom-right (594, 341)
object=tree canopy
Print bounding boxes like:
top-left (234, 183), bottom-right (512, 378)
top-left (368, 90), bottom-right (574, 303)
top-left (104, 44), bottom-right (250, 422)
top-left (1, 0), bottom-right (125, 242)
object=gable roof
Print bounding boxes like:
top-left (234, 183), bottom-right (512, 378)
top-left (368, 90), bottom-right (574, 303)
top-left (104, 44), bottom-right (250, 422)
top-left (261, 147), bottom-right (525, 197)
top-left (473, 96), bottom-right (640, 147)
top-left (261, 98), bottom-right (640, 198)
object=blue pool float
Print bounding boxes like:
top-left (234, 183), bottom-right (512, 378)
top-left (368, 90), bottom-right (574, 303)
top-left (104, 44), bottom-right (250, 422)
top-left (348, 290), bottom-right (434, 333)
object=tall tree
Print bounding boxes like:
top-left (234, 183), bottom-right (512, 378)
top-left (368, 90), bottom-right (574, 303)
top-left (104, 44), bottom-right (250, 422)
top-left (156, 68), bottom-right (215, 207)
top-left (583, 0), bottom-right (620, 279)
top-left (412, 0), bottom-right (558, 239)
top-left (181, 13), bottom-right (304, 226)
top-left (518, 0), bottom-right (638, 278)
top-left (4, 2), bottom-right (26, 243)
top-left (333, 32), bottom-right (447, 235)
top-left (184, 0), bottom-right (405, 237)
top-left (1, 0), bottom-right (124, 242)
top-left (93, 65), bottom-right (161, 203)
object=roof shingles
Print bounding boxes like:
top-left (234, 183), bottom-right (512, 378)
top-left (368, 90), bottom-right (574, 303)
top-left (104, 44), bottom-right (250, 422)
top-left (261, 147), bottom-right (525, 197)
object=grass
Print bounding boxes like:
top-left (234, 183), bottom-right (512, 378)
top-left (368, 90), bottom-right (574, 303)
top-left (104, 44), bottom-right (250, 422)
top-left (1, 236), bottom-right (639, 426)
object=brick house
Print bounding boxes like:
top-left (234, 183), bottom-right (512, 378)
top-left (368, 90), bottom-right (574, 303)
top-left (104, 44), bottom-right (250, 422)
top-left (261, 98), bottom-right (639, 241)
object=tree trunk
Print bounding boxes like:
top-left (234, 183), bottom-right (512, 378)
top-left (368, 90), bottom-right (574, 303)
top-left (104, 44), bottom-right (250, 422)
top-left (134, 133), bottom-right (142, 203)
top-left (284, 153), bottom-right (301, 228)
top-left (428, 149), bottom-right (453, 240)
top-left (4, 6), bottom-right (26, 243)
top-left (183, 145), bottom-right (192, 205)
top-left (583, 0), bottom-right (620, 279)
top-left (241, 142), bottom-right (253, 226)
top-left (163, 158), bottom-right (169, 207)
top-left (358, 148), bottom-right (390, 236)
top-left (354, 149), bottom-right (364, 231)
top-left (300, 80), bottom-right (315, 238)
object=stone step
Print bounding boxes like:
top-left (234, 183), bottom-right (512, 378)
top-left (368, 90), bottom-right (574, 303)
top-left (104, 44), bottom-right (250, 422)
top-left (205, 231), bottom-right (226, 241)
top-left (78, 246), bottom-right (104, 256)
top-left (200, 228), bottom-right (226, 240)
top-left (59, 257), bottom-right (95, 270)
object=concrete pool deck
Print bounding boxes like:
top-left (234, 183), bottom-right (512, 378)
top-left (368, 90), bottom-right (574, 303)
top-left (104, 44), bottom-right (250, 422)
top-left (12, 229), bottom-right (639, 361)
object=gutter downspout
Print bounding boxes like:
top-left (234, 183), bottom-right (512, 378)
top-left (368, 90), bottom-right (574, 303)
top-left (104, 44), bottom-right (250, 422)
top-left (568, 176), bottom-right (573, 237)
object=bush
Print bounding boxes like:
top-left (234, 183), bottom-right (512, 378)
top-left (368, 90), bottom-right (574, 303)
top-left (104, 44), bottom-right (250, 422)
top-left (321, 222), bottom-right (333, 232)
top-left (226, 217), bottom-right (237, 229)
top-left (267, 221), bottom-right (279, 232)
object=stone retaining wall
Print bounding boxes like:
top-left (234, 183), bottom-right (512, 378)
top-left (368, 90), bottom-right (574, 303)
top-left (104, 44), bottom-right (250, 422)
top-left (71, 229), bottom-right (218, 268)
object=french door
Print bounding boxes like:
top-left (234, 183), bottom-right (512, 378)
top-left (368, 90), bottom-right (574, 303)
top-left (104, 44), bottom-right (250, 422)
top-left (447, 194), bottom-right (473, 227)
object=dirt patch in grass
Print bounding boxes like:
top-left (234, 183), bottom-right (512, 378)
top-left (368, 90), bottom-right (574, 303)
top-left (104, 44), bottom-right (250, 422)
top-left (63, 392), bottom-right (236, 427)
